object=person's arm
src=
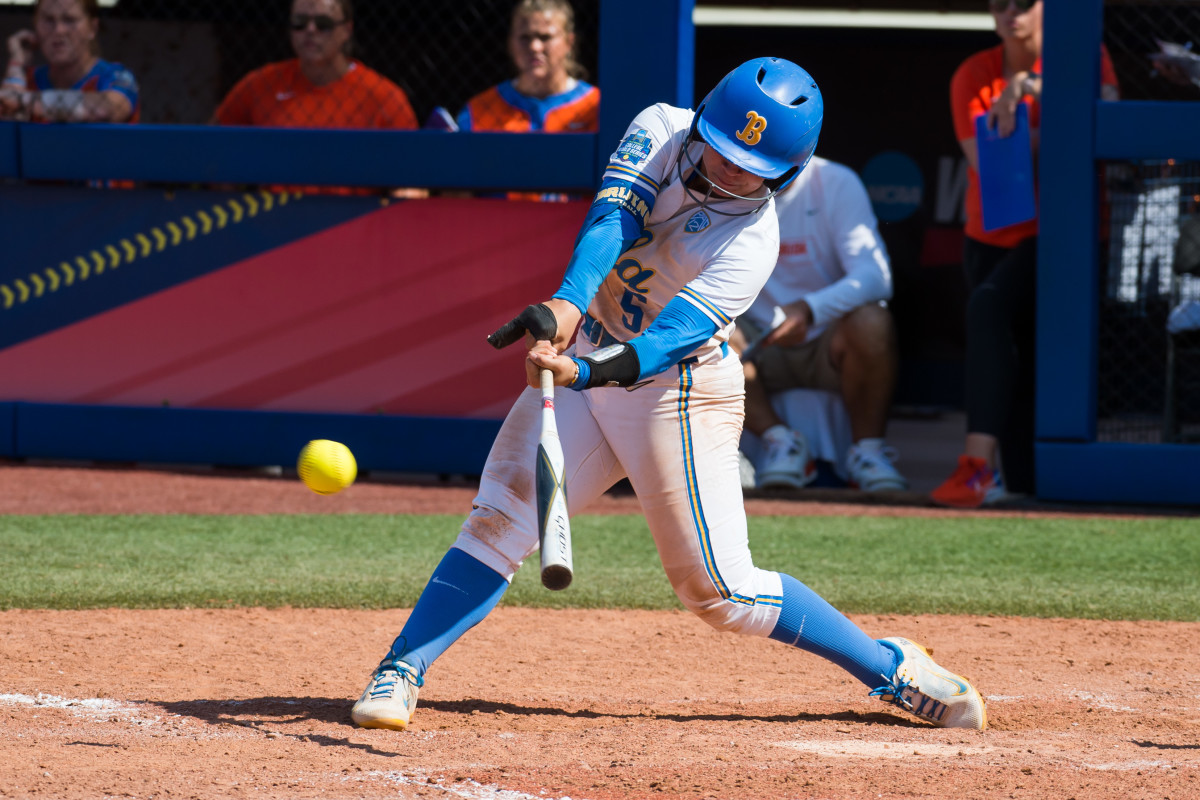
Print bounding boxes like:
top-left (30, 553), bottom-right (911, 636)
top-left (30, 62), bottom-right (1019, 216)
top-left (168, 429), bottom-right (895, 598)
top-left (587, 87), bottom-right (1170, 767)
top-left (2, 30), bottom-right (34, 119)
top-left (950, 58), bottom-right (985, 172)
top-left (211, 72), bottom-right (256, 125)
top-left (553, 180), bottom-right (651, 314)
top-left (24, 88), bottom-right (132, 122)
top-left (530, 294), bottom-right (720, 389)
top-left (795, 169), bottom-right (892, 333)
top-left (985, 70), bottom-right (1037, 139)
top-left (375, 80), bottom-right (419, 130)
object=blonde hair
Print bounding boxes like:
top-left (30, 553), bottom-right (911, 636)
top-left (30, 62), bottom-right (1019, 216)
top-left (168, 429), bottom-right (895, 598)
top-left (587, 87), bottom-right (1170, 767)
top-left (510, 0), bottom-right (587, 80)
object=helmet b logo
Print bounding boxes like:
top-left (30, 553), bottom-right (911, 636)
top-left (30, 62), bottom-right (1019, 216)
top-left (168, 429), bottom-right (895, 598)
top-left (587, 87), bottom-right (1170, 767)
top-left (735, 111), bottom-right (768, 145)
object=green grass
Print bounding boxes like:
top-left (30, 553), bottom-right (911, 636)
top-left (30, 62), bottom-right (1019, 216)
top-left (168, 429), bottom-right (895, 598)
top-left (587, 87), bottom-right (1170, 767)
top-left (0, 513), bottom-right (1197, 620)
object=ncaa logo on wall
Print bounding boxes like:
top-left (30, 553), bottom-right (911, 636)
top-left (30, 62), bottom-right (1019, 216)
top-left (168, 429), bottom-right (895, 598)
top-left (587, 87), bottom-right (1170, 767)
top-left (862, 151), bottom-right (924, 223)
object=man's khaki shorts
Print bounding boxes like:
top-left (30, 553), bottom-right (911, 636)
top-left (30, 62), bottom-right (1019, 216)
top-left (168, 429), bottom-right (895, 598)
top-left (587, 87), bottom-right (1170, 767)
top-left (736, 317), bottom-right (841, 394)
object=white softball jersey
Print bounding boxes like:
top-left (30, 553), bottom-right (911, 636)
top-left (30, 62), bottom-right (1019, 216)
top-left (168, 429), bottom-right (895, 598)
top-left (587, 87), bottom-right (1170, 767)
top-left (580, 103), bottom-right (781, 369)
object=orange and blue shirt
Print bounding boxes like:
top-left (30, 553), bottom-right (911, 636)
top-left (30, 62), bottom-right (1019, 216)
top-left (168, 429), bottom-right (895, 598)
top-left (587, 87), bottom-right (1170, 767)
top-left (456, 79), bottom-right (599, 133)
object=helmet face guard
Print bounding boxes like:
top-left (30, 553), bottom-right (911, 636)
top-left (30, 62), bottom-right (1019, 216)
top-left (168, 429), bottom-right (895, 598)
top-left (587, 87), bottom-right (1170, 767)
top-left (678, 57), bottom-right (824, 215)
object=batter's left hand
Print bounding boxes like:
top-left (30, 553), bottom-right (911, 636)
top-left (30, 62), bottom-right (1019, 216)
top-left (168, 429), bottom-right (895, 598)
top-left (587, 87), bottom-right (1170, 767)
top-left (487, 298), bottom-right (582, 353)
top-left (526, 340), bottom-right (577, 387)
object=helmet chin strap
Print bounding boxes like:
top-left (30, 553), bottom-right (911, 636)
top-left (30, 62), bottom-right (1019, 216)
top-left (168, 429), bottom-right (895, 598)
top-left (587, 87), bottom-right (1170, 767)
top-left (675, 128), bottom-right (777, 217)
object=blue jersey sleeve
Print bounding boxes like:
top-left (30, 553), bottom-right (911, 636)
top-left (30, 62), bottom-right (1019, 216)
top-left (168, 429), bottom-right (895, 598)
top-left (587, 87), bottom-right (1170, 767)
top-left (627, 295), bottom-right (721, 379)
top-left (95, 61), bottom-right (139, 109)
top-left (553, 177), bottom-right (654, 313)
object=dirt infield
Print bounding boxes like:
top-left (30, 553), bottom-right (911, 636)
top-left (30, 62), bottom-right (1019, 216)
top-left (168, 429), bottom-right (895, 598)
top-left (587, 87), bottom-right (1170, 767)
top-left (1, 464), bottom-right (1198, 800)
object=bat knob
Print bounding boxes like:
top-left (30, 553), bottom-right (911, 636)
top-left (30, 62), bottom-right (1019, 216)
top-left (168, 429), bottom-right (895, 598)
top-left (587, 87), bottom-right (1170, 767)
top-left (541, 564), bottom-right (573, 591)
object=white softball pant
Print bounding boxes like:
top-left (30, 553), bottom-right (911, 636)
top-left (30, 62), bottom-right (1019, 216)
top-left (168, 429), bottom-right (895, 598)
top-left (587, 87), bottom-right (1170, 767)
top-left (452, 353), bottom-right (785, 639)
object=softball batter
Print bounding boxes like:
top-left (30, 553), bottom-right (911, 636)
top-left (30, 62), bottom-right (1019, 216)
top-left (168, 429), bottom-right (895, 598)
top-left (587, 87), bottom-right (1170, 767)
top-left (352, 57), bottom-right (987, 731)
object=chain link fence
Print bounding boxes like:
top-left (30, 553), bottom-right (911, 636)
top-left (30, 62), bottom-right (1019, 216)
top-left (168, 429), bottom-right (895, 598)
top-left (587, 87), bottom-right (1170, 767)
top-left (0, 0), bottom-right (599, 126)
top-left (1105, 0), bottom-right (1200, 100)
top-left (1097, 2), bottom-right (1200, 443)
top-left (1100, 160), bottom-right (1200, 443)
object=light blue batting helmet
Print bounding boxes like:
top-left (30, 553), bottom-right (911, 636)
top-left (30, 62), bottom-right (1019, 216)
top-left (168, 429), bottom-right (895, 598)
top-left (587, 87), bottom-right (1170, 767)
top-left (693, 57), bottom-right (823, 185)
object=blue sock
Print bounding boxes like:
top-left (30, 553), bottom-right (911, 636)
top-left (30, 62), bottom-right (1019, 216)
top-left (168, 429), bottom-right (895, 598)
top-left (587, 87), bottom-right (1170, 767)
top-left (768, 573), bottom-right (897, 688)
top-left (384, 547), bottom-right (508, 676)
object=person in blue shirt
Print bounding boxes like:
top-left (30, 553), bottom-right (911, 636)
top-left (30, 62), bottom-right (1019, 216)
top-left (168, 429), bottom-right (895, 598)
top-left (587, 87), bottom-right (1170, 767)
top-left (1, 0), bottom-right (139, 124)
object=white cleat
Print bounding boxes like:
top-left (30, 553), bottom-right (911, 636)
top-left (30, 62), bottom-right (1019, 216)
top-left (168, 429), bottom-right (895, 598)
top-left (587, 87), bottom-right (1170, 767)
top-left (351, 659), bottom-right (423, 730)
top-left (871, 637), bottom-right (987, 730)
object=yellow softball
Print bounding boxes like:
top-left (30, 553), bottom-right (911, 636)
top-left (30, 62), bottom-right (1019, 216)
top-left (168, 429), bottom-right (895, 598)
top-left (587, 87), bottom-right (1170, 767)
top-left (297, 439), bottom-right (357, 495)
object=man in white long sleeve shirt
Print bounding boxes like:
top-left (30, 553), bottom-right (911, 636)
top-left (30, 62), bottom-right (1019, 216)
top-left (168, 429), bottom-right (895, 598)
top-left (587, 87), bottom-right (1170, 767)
top-left (734, 155), bottom-right (907, 492)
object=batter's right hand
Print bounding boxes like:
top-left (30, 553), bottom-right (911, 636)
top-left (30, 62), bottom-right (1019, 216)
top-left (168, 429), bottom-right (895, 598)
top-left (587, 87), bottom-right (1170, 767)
top-left (525, 340), bottom-right (577, 387)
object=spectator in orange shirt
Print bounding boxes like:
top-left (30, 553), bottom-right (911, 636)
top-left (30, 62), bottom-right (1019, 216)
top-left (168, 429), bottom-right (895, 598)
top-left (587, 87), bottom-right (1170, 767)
top-left (212, 0), bottom-right (418, 196)
top-left (1, 0), bottom-right (138, 124)
top-left (214, 0), bottom-right (416, 131)
top-left (930, 0), bottom-right (1120, 508)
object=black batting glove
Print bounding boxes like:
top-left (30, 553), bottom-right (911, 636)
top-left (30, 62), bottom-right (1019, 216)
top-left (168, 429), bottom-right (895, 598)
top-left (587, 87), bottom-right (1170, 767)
top-left (487, 303), bottom-right (559, 349)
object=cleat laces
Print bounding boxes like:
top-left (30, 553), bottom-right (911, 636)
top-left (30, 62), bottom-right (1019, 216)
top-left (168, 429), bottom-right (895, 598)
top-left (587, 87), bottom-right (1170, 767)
top-left (368, 659), bottom-right (423, 701)
top-left (869, 672), bottom-right (915, 712)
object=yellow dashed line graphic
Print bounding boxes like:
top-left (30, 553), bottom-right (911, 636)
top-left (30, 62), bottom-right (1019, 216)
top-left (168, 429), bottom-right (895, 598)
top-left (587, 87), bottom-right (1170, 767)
top-left (2, 190), bottom-right (300, 311)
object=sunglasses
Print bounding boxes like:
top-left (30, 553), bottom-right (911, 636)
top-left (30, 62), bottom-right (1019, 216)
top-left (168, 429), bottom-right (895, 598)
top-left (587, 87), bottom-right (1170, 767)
top-left (289, 14), bottom-right (345, 32)
top-left (988, 0), bottom-right (1038, 11)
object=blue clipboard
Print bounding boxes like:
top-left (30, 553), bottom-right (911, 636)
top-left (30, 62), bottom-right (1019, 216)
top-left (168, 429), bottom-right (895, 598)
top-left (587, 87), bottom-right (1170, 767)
top-left (975, 103), bottom-right (1036, 231)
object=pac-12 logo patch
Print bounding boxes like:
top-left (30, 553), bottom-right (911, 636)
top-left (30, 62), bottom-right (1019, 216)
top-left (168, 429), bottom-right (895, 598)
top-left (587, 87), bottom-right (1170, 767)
top-left (616, 129), bottom-right (652, 165)
top-left (684, 210), bottom-right (711, 233)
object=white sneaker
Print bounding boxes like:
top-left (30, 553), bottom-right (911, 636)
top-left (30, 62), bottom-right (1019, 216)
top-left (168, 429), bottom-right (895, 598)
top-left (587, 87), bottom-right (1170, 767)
top-left (351, 658), bottom-right (423, 730)
top-left (846, 443), bottom-right (908, 492)
top-left (870, 637), bottom-right (987, 730)
top-left (756, 426), bottom-right (817, 489)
